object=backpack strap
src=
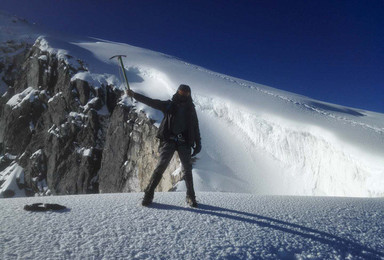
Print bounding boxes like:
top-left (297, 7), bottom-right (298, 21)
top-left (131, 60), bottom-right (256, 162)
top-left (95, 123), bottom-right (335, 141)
top-left (165, 101), bottom-right (173, 113)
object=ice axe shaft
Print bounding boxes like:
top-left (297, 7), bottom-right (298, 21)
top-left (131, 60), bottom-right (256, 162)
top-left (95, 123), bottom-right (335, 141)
top-left (110, 55), bottom-right (132, 101)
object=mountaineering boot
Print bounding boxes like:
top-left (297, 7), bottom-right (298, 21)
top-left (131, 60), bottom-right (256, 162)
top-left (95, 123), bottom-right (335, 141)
top-left (186, 196), bottom-right (198, 208)
top-left (142, 192), bottom-right (153, 206)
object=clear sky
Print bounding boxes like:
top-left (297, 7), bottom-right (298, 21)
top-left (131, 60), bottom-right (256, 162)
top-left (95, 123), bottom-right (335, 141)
top-left (1, 0), bottom-right (383, 113)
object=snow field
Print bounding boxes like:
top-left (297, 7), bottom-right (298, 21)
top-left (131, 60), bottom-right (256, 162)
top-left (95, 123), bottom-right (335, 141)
top-left (1, 192), bottom-right (383, 259)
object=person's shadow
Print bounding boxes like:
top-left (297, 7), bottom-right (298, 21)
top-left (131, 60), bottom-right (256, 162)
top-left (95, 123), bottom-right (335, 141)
top-left (150, 202), bottom-right (383, 259)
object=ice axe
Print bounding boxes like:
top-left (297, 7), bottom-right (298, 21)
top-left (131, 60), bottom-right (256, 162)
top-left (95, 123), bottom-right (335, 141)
top-left (110, 54), bottom-right (133, 101)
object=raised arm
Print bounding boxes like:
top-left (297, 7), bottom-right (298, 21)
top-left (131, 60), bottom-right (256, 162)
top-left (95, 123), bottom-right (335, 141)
top-left (127, 90), bottom-right (168, 112)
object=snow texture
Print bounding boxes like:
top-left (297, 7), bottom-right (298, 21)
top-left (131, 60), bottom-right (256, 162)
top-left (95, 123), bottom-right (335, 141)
top-left (6, 87), bottom-right (38, 110)
top-left (0, 11), bottom-right (40, 44)
top-left (0, 162), bottom-right (24, 197)
top-left (76, 40), bottom-right (384, 197)
top-left (1, 12), bottom-right (384, 259)
top-left (1, 192), bottom-right (383, 259)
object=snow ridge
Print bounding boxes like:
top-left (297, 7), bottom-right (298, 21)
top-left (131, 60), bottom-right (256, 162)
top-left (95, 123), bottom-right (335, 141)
top-left (182, 60), bottom-right (383, 135)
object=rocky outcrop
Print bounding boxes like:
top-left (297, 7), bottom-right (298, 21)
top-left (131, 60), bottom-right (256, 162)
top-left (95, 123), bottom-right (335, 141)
top-left (98, 105), bottom-right (181, 193)
top-left (0, 38), bottom-right (182, 197)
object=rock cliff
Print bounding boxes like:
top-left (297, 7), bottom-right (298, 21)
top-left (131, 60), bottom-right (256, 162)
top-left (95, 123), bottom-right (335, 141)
top-left (0, 38), bottom-right (181, 197)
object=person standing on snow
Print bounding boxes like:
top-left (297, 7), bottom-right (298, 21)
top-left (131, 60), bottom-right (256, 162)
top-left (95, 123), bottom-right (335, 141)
top-left (126, 84), bottom-right (202, 207)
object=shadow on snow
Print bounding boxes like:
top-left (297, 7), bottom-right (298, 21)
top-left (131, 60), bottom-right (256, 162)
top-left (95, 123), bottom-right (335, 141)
top-left (149, 202), bottom-right (383, 259)
top-left (307, 101), bottom-right (366, 117)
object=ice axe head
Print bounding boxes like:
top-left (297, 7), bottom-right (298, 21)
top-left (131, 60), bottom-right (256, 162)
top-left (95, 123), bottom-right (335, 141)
top-left (109, 54), bottom-right (127, 60)
top-left (109, 54), bottom-right (133, 101)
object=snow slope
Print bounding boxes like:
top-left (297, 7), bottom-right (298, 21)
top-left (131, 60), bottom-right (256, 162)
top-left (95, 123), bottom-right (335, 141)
top-left (1, 192), bottom-right (384, 259)
top-left (1, 12), bottom-right (384, 197)
top-left (73, 40), bottom-right (384, 197)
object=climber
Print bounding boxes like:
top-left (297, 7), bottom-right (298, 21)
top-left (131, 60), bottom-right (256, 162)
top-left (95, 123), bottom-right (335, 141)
top-left (126, 84), bottom-right (201, 207)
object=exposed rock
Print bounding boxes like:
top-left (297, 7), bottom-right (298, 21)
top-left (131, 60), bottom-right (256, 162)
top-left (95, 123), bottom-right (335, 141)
top-left (0, 37), bottom-right (183, 197)
top-left (2, 87), bottom-right (46, 154)
top-left (98, 105), bottom-right (181, 193)
top-left (72, 79), bottom-right (91, 106)
top-left (0, 153), bottom-right (14, 172)
top-left (0, 41), bottom-right (30, 90)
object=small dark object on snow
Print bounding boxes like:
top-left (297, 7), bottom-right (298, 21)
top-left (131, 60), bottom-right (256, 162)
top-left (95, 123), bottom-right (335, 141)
top-left (2, 189), bottom-right (15, 198)
top-left (24, 203), bottom-right (67, 212)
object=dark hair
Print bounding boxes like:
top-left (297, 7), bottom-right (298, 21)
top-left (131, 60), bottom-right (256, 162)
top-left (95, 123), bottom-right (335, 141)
top-left (178, 84), bottom-right (191, 93)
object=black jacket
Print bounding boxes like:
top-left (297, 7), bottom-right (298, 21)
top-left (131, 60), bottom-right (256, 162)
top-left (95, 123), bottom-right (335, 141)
top-left (133, 92), bottom-right (201, 147)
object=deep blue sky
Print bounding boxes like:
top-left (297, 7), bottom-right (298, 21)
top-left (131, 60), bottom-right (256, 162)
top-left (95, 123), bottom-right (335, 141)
top-left (1, 0), bottom-right (383, 112)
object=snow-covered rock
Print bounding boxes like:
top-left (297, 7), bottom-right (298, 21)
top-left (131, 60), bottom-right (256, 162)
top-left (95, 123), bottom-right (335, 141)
top-left (0, 11), bottom-right (383, 198)
top-left (0, 161), bottom-right (24, 197)
top-left (0, 13), bottom-right (180, 197)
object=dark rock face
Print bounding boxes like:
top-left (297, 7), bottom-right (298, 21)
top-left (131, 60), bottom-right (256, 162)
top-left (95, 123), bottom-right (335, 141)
top-left (0, 38), bottom-right (181, 197)
top-left (98, 106), bottom-right (181, 193)
top-left (2, 87), bottom-right (46, 155)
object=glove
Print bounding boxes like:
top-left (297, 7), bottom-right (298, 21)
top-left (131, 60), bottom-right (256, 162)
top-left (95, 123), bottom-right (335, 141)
top-left (191, 142), bottom-right (201, 157)
top-left (126, 89), bottom-right (135, 97)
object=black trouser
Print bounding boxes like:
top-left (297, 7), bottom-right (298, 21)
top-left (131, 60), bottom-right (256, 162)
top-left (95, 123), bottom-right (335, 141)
top-left (144, 140), bottom-right (196, 199)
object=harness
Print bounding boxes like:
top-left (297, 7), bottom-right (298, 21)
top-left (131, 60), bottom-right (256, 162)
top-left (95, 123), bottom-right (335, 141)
top-left (165, 101), bottom-right (188, 144)
top-left (169, 133), bottom-right (186, 143)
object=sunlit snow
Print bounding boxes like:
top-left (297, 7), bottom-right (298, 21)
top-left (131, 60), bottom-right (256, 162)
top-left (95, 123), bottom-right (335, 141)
top-left (1, 193), bottom-right (384, 259)
top-left (1, 12), bottom-right (384, 197)
top-left (1, 11), bottom-right (384, 260)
